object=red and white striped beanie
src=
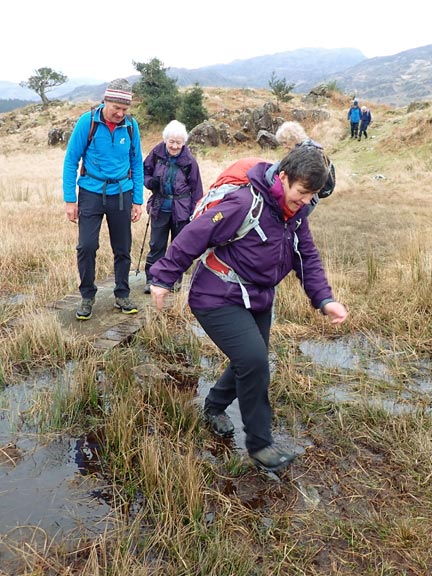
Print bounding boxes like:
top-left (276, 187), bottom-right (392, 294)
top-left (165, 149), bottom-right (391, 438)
top-left (104, 78), bottom-right (132, 105)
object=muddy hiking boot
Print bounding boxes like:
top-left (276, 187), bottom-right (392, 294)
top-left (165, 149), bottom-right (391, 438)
top-left (204, 411), bottom-right (235, 437)
top-left (114, 297), bottom-right (138, 314)
top-left (144, 283), bottom-right (151, 294)
top-left (250, 444), bottom-right (296, 472)
top-left (76, 297), bottom-right (95, 321)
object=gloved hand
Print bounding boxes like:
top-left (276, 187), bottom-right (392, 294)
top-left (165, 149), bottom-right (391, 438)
top-left (150, 176), bottom-right (161, 193)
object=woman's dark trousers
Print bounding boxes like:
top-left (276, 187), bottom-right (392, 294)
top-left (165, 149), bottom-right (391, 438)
top-left (192, 305), bottom-right (273, 454)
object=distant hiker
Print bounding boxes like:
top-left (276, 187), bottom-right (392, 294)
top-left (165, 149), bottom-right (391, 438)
top-left (63, 78), bottom-right (144, 320)
top-left (143, 120), bottom-right (203, 294)
top-left (149, 146), bottom-right (348, 473)
top-left (347, 99), bottom-right (362, 138)
top-left (358, 106), bottom-right (372, 140)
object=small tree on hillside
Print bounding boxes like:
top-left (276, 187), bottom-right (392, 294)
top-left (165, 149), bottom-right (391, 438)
top-left (268, 71), bottom-right (295, 111)
top-left (133, 58), bottom-right (181, 124)
top-left (20, 67), bottom-right (68, 106)
top-left (178, 83), bottom-right (208, 131)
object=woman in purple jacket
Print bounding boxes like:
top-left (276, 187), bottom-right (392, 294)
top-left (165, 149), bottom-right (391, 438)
top-left (143, 120), bottom-right (203, 293)
top-left (150, 145), bottom-right (348, 472)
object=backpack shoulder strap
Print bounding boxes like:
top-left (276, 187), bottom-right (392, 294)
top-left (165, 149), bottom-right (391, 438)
top-left (83, 107), bottom-right (98, 155)
top-left (80, 107), bottom-right (97, 176)
top-left (125, 114), bottom-right (136, 157)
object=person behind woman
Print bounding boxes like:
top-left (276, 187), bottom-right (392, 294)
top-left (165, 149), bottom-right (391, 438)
top-left (275, 121), bottom-right (335, 212)
top-left (149, 145), bottom-right (348, 472)
top-left (275, 120), bottom-right (308, 149)
top-left (143, 120), bottom-right (203, 293)
top-left (207, 121), bottom-right (335, 216)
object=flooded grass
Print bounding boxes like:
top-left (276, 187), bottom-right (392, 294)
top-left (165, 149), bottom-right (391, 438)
top-left (2, 95), bottom-right (432, 573)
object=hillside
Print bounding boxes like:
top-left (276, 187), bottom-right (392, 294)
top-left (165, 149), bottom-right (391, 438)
top-left (2, 44), bottom-right (432, 111)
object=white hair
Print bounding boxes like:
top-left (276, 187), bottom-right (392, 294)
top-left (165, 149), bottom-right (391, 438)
top-left (162, 120), bottom-right (188, 143)
top-left (275, 121), bottom-right (308, 149)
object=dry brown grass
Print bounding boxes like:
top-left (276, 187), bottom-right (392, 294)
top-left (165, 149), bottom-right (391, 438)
top-left (2, 89), bottom-right (432, 575)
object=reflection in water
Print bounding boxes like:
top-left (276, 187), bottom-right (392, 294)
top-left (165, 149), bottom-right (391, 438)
top-left (2, 329), bottom-right (432, 566)
top-left (0, 434), bottom-right (111, 542)
top-left (300, 333), bottom-right (432, 415)
top-left (0, 370), bottom-right (113, 561)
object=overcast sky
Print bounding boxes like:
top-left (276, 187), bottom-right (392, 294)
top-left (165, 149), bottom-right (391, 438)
top-left (3, 0), bottom-right (430, 83)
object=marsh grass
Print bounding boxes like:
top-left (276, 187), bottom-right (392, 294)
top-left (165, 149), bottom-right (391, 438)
top-left (2, 92), bottom-right (432, 574)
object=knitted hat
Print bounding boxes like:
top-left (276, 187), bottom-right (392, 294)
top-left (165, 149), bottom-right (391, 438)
top-left (104, 78), bottom-right (132, 105)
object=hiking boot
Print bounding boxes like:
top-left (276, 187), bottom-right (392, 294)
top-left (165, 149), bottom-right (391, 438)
top-left (204, 411), bottom-right (235, 437)
top-left (114, 297), bottom-right (138, 314)
top-left (250, 444), bottom-right (296, 472)
top-left (144, 283), bottom-right (151, 294)
top-left (76, 297), bottom-right (95, 321)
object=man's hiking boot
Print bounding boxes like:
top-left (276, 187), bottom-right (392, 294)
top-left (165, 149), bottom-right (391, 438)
top-left (114, 297), bottom-right (138, 314)
top-left (250, 444), bottom-right (296, 472)
top-left (76, 297), bottom-right (95, 321)
top-left (144, 283), bottom-right (151, 294)
top-left (204, 411), bottom-right (235, 437)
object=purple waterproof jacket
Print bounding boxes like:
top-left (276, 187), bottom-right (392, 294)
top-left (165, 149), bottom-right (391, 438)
top-left (144, 141), bottom-right (203, 223)
top-left (150, 161), bottom-right (334, 313)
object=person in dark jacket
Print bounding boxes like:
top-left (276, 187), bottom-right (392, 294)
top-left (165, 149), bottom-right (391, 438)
top-left (149, 146), bottom-right (348, 472)
top-left (358, 106), bottom-right (372, 140)
top-left (143, 120), bottom-right (203, 293)
top-left (347, 99), bottom-right (362, 138)
top-left (63, 78), bottom-right (144, 320)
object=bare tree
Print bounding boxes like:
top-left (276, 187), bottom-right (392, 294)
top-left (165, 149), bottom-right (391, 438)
top-left (20, 67), bottom-right (68, 106)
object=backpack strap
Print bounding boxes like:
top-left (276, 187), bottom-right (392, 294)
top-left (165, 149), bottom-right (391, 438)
top-left (235, 186), bottom-right (267, 242)
top-left (80, 108), bottom-right (97, 176)
top-left (201, 249), bottom-right (252, 309)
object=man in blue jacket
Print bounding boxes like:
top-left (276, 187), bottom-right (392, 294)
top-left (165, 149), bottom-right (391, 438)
top-left (149, 146), bottom-right (348, 472)
top-left (347, 99), bottom-right (362, 139)
top-left (63, 78), bottom-right (144, 320)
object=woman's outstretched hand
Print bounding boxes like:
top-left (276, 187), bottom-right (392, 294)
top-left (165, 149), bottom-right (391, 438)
top-left (150, 285), bottom-right (170, 311)
top-left (322, 301), bottom-right (348, 325)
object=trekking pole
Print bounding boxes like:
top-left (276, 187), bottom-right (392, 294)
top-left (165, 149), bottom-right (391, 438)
top-left (135, 217), bottom-right (150, 276)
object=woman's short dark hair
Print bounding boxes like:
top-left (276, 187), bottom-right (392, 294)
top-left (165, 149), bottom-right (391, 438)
top-left (278, 145), bottom-right (328, 192)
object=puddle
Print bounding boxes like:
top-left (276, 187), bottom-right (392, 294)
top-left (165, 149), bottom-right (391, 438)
top-left (0, 370), bottom-right (113, 557)
top-left (299, 334), bottom-right (393, 382)
top-left (299, 332), bottom-right (432, 414)
top-left (0, 435), bottom-right (112, 536)
top-left (2, 326), bottom-right (432, 566)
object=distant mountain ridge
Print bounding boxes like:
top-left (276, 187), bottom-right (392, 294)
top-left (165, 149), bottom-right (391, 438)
top-left (2, 45), bottom-right (432, 108)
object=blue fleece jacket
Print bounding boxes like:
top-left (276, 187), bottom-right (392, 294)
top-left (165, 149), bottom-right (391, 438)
top-left (62, 104), bottom-right (144, 204)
